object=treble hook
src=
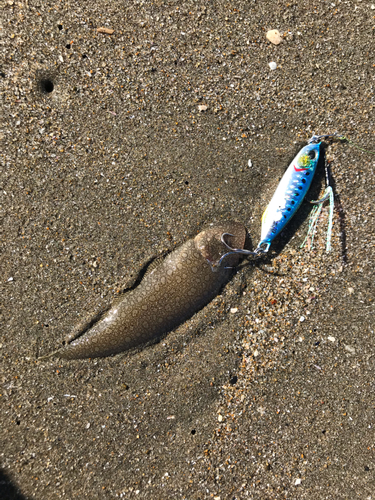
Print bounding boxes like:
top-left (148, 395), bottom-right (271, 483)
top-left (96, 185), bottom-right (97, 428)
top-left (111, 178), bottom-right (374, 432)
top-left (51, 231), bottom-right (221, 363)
top-left (208, 233), bottom-right (262, 271)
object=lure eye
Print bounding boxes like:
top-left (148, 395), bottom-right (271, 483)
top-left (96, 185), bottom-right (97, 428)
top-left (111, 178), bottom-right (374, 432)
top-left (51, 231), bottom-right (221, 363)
top-left (308, 150), bottom-right (316, 160)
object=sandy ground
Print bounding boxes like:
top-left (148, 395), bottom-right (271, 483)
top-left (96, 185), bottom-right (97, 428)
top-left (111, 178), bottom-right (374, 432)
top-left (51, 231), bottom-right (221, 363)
top-left (1, 0), bottom-right (375, 498)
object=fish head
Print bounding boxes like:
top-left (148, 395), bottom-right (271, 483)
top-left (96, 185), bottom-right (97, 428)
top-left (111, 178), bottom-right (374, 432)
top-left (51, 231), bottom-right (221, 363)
top-left (195, 221), bottom-right (247, 269)
top-left (294, 142), bottom-right (321, 172)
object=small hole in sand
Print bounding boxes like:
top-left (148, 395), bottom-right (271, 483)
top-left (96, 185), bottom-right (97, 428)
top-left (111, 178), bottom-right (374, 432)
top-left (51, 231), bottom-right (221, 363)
top-left (40, 79), bottom-right (54, 94)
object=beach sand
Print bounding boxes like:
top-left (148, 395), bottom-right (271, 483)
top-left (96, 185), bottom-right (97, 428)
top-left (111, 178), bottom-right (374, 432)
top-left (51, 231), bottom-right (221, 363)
top-left (1, 1), bottom-right (374, 498)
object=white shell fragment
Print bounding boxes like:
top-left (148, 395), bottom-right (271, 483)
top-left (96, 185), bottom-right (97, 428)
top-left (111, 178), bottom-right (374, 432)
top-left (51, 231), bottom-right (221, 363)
top-left (97, 27), bottom-right (114, 35)
top-left (268, 61), bottom-right (277, 70)
top-left (198, 104), bottom-right (208, 112)
top-left (266, 29), bottom-right (282, 45)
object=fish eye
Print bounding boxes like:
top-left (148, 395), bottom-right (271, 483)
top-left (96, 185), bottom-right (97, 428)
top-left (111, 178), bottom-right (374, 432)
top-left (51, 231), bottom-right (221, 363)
top-left (308, 150), bottom-right (316, 159)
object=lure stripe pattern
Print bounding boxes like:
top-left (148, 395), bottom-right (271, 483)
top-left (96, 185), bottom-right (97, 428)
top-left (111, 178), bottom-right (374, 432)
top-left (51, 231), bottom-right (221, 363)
top-left (258, 142), bottom-right (321, 251)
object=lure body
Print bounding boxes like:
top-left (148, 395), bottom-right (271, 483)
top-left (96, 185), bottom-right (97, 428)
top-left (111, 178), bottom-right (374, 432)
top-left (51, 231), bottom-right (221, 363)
top-left (56, 221), bottom-right (246, 359)
top-left (258, 142), bottom-right (321, 251)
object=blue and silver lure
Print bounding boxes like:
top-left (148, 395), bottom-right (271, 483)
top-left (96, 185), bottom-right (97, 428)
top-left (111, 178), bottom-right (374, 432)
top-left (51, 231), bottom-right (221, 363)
top-left (216, 134), bottom-right (337, 266)
top-left (257, 141), bottom-right (321, 253)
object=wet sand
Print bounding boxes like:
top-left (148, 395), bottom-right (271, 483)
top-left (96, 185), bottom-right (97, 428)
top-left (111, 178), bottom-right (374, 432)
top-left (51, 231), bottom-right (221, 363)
top-left (1, 1), bottom-right (374, 498)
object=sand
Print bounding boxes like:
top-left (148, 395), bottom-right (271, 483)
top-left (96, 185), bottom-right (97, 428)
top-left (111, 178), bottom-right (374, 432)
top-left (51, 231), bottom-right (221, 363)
top-left (1, 1), bottom-right (374, 498)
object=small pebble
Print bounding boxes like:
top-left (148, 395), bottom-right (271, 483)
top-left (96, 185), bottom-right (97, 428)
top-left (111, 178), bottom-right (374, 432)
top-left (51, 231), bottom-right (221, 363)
top-left (230, 307), bottom-right (238, 314)
top-left (328, 336), bottom-right (336, 342)
top-left (218, 414), bottom-right (223, 422)
top-left (348, 287), bottom-right (354, 294)
top-left (248, 159), bottom-right (252, 167)
top-left (266, 29), bottom-right (282, 45)
top-left (269, 61), bottom-right (277, 70)
top-left (198, 104), bottom-right (208, 112)
top-left (344, 345), bottom-right (355, 354)
top-left (7, 277), bottom-right (14, 282)
top-left (295, 478), bottom-right (302, 486)
top-left (299, 316), bottom-right (305, 322)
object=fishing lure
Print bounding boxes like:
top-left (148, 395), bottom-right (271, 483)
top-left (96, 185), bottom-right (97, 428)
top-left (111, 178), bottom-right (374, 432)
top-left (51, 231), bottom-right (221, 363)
top-left (216, 131), bottom-right (374, 262)
top-left (256, 140), bottom-right (322, 253)
top-left (256, 133), bottom-right (344, 254)
top-left (219, 134), bottom-right (338, 262)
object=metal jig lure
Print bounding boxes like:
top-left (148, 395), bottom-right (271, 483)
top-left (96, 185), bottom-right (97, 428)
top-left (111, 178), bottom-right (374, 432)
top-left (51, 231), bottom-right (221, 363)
top-left (256, 140), bottom-right (322, 253)
top-left (217, 134), bottom-right (339, 263)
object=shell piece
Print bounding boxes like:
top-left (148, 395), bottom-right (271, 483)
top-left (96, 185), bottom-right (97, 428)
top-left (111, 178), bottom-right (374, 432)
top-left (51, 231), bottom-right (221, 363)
top-left (266, 29), bottom-right (282, 45)
top-left (57, 221), bottom-right (246, 359)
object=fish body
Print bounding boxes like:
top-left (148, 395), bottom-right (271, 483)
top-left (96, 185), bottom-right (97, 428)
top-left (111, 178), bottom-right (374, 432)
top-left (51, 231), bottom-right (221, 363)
top-left (258, 142), bottom-right (321, 252)
top-left (57, 221), bottom-right (246, 359)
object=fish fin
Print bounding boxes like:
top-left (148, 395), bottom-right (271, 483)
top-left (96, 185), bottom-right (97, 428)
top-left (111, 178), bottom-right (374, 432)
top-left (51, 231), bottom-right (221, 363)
top-left (64, 304), bottom-right (110, 344)
top-left (113, 251), bottom-right (169, 298)
top-left (141, 254), bottom-right (167, 280)
top-left (38, 348), bottom-right (64, 361)
top-left (37, 302), bottom-right (110, 360)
